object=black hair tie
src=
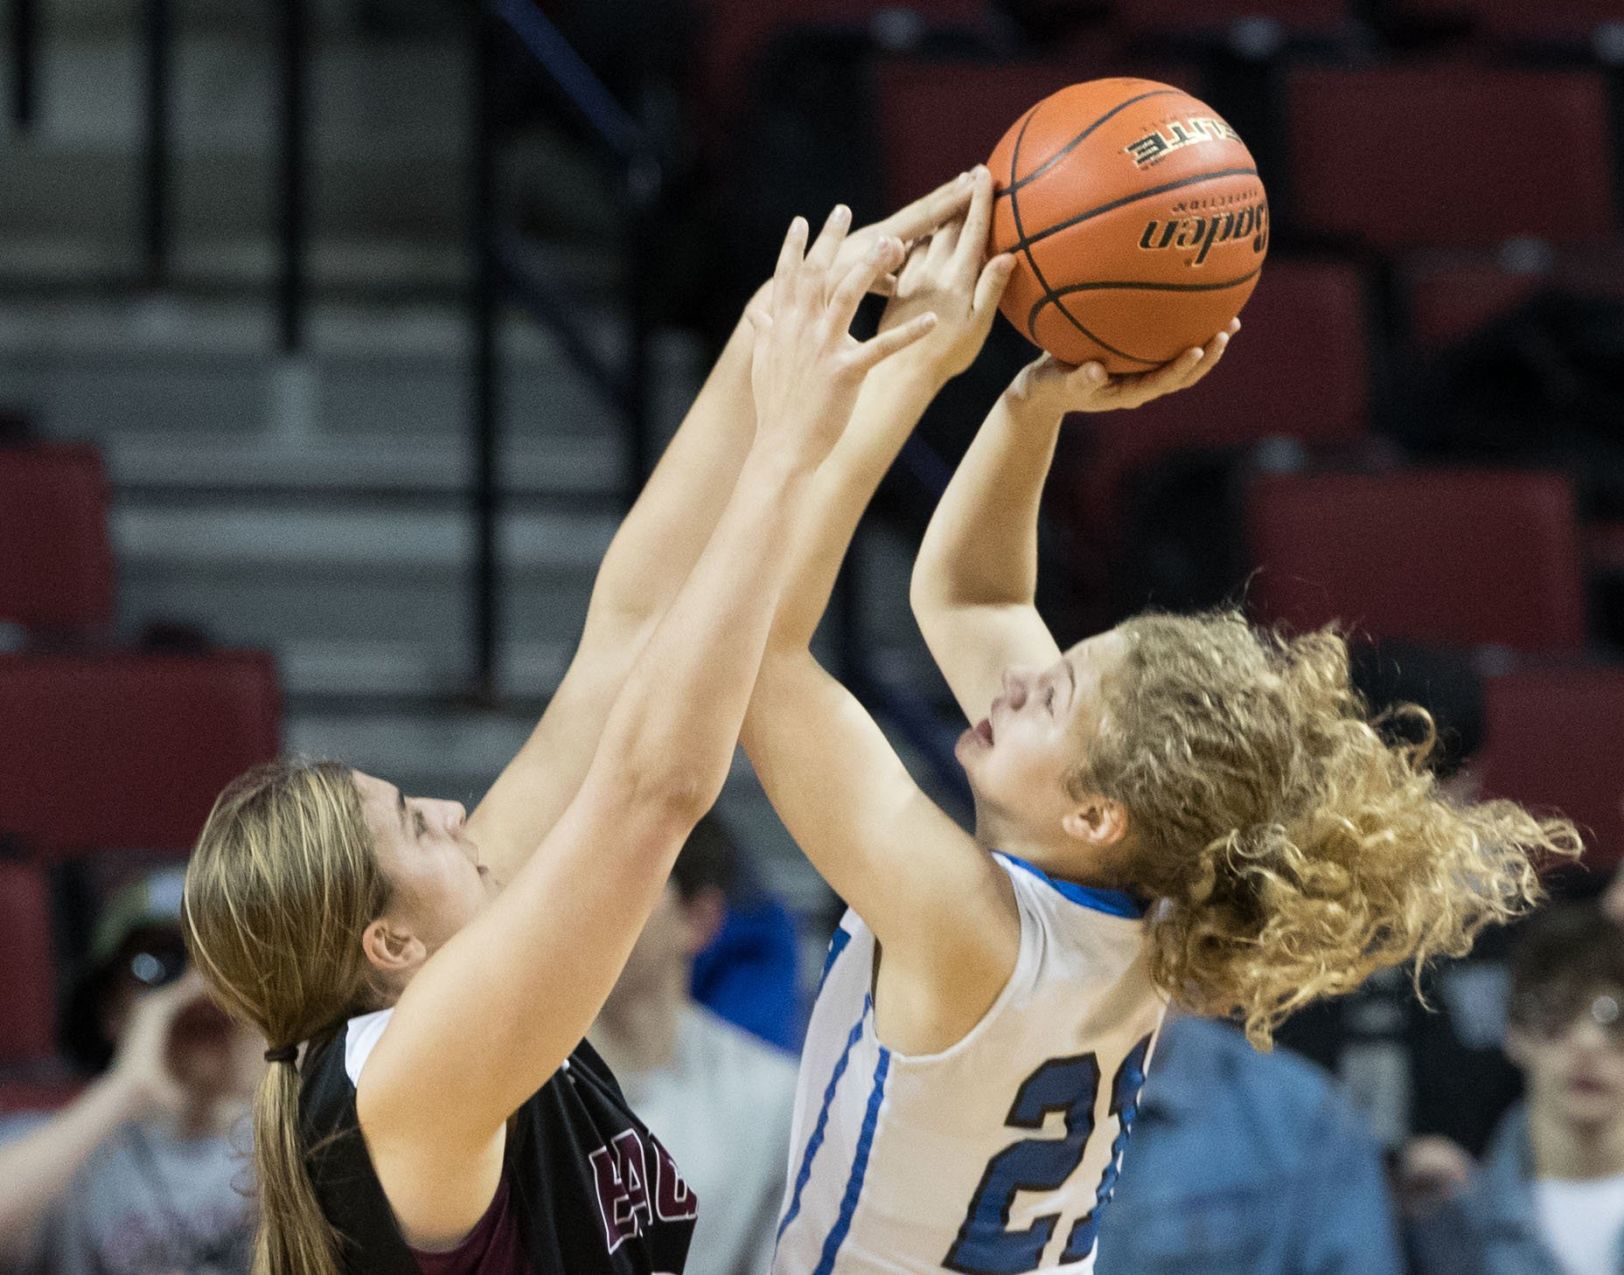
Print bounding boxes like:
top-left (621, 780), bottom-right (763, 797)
top-left (264, 1044), bottom-right (299, 1064)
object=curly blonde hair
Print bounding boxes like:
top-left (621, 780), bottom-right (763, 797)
top-left (1073, 611), bottom-right (1580, 1046)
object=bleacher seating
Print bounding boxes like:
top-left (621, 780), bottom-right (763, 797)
top-left (0, 861), bottom-right (58, 1066)
top-left (1245, 469), bottom-right (1586, 651)
top-left (0, 443), bottom-right (115, 637)
top-left (1479, 664), bottom-right (1624, 870)
top-left (1476, 0), bottom-right (1624, 49)
top-left (877, 61), bottom-right (1086, 207)
top-left (1066, 258), bottom-right (1371, 553)
top-left (875, 51), bottom-right (1205, 207)
top-left (1111, 0), bottom-right (1353, 41)
top-left (0, 651), bottom-right (282, 861)
top-left (1286, 66), bottom-right (1617, 251)
top-left (697, 0), bottom-right (990, 121)
top-left (1399, 245), bottom-right (1624, 350)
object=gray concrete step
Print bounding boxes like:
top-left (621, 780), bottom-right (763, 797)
top-left (0, 296), bottom-right (705, 490)
top-left (1, 33), bottom-right (613, 280)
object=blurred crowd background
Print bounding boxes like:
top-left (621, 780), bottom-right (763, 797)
top-left (2, 0), bottom-right (1624, 1272)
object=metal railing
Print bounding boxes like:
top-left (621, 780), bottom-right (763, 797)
top-left (472, 0), bottom-right (665, 700)
top-left (7, 0), bottom-right (309, 345)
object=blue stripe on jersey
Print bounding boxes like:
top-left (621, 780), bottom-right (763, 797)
top-left (777, 1005), bottom-right (865, 1243)
top-left (815, 926), bottom-right (852, 997)
top-left (998, 853), bottom-right (1147, 919)
top-left (812, 1044), bottom-right (891, 1275)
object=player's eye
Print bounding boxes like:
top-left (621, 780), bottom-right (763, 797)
top-left (1045, 686), bottom-right (1055, 712)
top-left (414, 810), bottom-right (428, 838)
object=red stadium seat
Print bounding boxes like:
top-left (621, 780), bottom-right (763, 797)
top-left (0, 861), bottom-right (58, 1065)
top-left (1111, 0), bottom-right (1353, 41)
top-left (1401, 247), bottom-right (1624, 350)
top-left (875, 49), bottom-right (1203, 208)
top-left (0, 444), bottom-right (115, 635)
top-left (1479, 665), bottom-right (1624, 871)
top-left (0, 651), bottom-right (282, 860)
top-left (1067, 259), bottom-right (1371, 551)
top-left (0, 1078), bottom-right (84, 1114)
top-left (877, 62), bottom-right (1083, 208)
top-left (1286, 67), bottom-right (1617, 251)
top-left (1246, 469), bottom-right (1586, 652)
top-left (1477, 0), bottom-right (1624, 47)
top-left (697, 0), bottom-right (989, 122)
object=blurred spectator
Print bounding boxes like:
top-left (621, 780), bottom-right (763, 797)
top-left (1404, 903), bottom-right (1624, 1275)
top-left (589, 816), bottom-right (798, 1275)
top-left (1095, 1015), bottom-right (1404, 1275)
top-left (691, 887), bottom-right (803, 1053)
top-left (0, 870), bottom-right (259, 1274)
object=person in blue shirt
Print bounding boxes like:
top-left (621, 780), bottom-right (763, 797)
top-left (1095, 1014), bottom-right (1404, 1275)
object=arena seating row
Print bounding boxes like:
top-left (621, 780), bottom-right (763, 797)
top-left (1107, 0), bottom-right (1621, 44)
top-left (875, 59), bottom-right (1622, 253)
top-left (0, 441), bottom-right (282, 1074)
top-left (695, 0), bottom-right (1624, 91)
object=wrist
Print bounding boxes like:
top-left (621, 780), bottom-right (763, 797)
top-left (740, 438), bottom-right (820, 487)
top-left (868, 358), bottom-right (949, 403)
top-left (1001, 383), bottom-right (1065, 428)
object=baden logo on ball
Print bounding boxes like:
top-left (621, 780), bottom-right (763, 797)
top-left (987, 78), bottom-right (1270, 373)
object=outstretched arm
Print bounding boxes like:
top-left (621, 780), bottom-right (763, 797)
top-left (911, 324), bottom-right (1236, 724)
top-left (466, 174), bottom-right (977, 885)
top-left (743, 171), bottom-right (1024, 1047)
top-left (361, 213), bottom-right (940, 1243)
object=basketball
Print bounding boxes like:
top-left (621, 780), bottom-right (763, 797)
top-left (988, 79), bottom-right (1269, 372)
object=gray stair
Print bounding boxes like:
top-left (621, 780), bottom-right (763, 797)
top-left (0, 0), bottom-right (972, 925)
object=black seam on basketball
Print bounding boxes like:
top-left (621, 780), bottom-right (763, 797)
top-left (1008, 102), bottom-right (1143, 361)
top-left (1029, 267), bottom-right (1262, 366)
top-left (992, 89), bottom-right (1186, 202)
top-left (1025, 292), bottom-right (1162, 365)
top-left (1047, 267), bottom-right (1264, 296)
top-left (1010, 167), bottom-right (1260, 257)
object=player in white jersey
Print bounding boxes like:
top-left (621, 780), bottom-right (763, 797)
top-left (740, 167), bottom-right (1580, 1274)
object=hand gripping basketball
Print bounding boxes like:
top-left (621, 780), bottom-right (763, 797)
top-left (1008, 319), bottom-right (1238, 417)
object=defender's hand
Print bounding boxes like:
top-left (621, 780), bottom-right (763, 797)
top-left (1008, 320), bottom-right (1239, 418)
top-left (749, 206), bottom-right (940, 465)
top-left (876, 166), bottom-right (1016, 385)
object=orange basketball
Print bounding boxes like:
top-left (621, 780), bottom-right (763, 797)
top-left (988, 78), bottom-right (1269, 373)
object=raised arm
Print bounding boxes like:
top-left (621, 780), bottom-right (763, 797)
top-left (359, 213), bottom-right (940, 1235)
top-left (466, 174), bottom-right (976, 886)
top-left (743, 172), bottom-right (1027, 1049)
top-left (911, 324), bottom-right (1237, 723)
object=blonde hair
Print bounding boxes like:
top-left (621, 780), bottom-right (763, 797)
top-left (182, 760), bottom-right (387, 1275)
top-left (1075, 611), bottom-right (1581, 1046)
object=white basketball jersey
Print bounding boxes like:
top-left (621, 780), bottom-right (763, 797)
top-left (772, 853), bottom-right (1166, 1275)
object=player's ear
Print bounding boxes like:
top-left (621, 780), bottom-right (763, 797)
top-left (1061, 795), bottom-right (1130, 849)
top-left (362, 918), bottom-right (426, 978)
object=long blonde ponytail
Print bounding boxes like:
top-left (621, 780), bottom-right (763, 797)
top-left (183, 760), bottom-right (388, 1275)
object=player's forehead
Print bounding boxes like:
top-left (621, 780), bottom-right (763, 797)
top-left (1063, 630), bottom-right (1129, 687)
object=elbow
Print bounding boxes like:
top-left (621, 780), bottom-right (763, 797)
top-left (909, 563), bottom-right (947, 625)
top-left (602, 755), bottom-right (719, 841)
